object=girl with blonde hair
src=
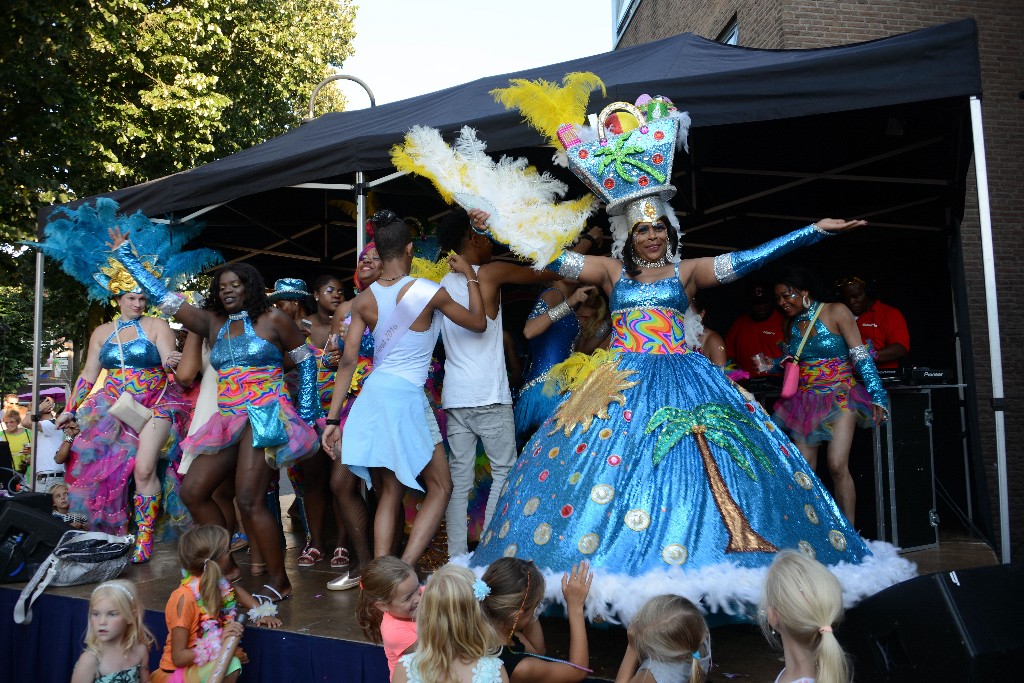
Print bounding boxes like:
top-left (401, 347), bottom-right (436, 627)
top-left (759, 550), bottom-right (850, 683)
top-left (71, 580), bottom-right (155, 683)
top-left (394, 564), bottom-right (506, 683)
top-left (615, 595), bottom-right (710, 683)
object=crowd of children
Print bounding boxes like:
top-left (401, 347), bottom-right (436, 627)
top-left (69, 535), bottom-right (852, 683)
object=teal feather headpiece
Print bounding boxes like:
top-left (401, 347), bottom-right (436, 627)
top-left (29, 198), bottom-right (223, 301)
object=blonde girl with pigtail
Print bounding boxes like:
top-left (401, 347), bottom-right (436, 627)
top-left (71, 580), bottom-right (155, 683)
top-left (614, 595), bottom-right (711, 683)
top-left (759, 550), bottom-right (850, 683)
top-left (393, 564), bottom-right (507, 683)
top-left (152, 525), bottom-right (281, 683)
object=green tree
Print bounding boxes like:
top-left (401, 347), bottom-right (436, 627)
top-left (1, 0), bottom-right (356, 374)
top-left (1, 0), bottom-right (357, 246)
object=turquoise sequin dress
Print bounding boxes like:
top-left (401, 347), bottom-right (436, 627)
top-left (471, 265), bottom-right (913, 621)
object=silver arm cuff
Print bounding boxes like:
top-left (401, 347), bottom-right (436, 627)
top-left (849, 345), bottom-right (870, 364)
top-left (552, 250), bottom-right (585, 280)
top-left (288, 344), bottom-right (313, 364)
top-left (547, 300), bottom-right (572, 323)
top-left (713, 253), bottom-right (737, 284)
top-left (157, 293), bottom-right (185, 316)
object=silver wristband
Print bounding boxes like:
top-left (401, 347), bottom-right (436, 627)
top-left (157, 293), bottom-right (185, 316)
top-left (849, 345), bottom-right (869, 364)
top-left (713, 253), bottom-right (737, 284)
top-left (547, 300), bottom-right (572, 323)
top-left (553, 251), bottom-right (585, 280)
top-left (288, 344), bottom-right (313, 364)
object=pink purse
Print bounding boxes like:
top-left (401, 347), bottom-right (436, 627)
top-left (779, 304), bottom-right (822, 400)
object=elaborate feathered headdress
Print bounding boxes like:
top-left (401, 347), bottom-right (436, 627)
top-left (390, 125), bottom-right (598, 269)
top-left (31, 198), bottom-right (223, 301)
top-left (491, 73), bottom-right (691, 260)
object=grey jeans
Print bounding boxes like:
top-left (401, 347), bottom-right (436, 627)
top-left (443, 403), bottom-right (518, 557)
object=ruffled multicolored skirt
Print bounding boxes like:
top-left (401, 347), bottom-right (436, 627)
top-left (67, 367), bottom-right (190, 535)
top-left (181, 365), bottom-right (318, 470)
top-left (772, 357), bottom-right (874, 446)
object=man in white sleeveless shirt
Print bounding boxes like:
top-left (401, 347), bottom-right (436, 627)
top-left (436, 209), bottom-right (595, 557)
top-left (322, 211), bottom-right (485, 577)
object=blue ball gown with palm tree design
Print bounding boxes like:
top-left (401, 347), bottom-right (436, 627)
top-left (469, 263), bottom-right (914, 622)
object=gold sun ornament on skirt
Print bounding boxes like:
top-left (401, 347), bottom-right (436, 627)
top-left (548, 356), bottom-right (639, 436)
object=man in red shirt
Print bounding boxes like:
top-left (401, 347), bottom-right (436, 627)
top-left (725, 281), bottom-right (785, 377)
top-left (837, 275), bottom-right (910, 370)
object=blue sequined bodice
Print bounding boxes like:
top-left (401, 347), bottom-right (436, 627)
top-left (99, 318), bottom-right (161, 369)
top-left (522, 290), bottom-right (580, 383)
top-left (338, 314), bottom-right (375, 357)
top-left (610, 264), bottom-right (688, 313)
top-left (785, 305), bottom-right (850, 361)
top-left (209, 313), bottom-right (282, 370)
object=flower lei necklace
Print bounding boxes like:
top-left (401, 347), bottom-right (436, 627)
top-left (181, 572), bottom-right (238, 666)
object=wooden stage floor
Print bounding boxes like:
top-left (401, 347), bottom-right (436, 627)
top-left (9, 498), bottom-right (1000, 682)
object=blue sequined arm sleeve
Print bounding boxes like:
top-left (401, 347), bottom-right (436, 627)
top-left (850, 345), bottom-right (889, 412)
top-left (289, 345), bottom-right (323, 425)
top-left (713, 224), bottom-right (831, 284)
top-left (112, 242), bottom-right (185, 315)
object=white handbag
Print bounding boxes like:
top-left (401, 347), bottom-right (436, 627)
top-left (107, 319), bottom-right (164, 432)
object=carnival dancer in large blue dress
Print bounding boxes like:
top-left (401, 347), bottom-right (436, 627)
top-left (398, 74), bottom-right (914, 622)
top-left (106, 225), bottom-right (321, 601)
top-left (37, 199), bottom-right (220, 564)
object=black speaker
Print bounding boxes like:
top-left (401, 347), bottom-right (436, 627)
top-left (0, 492), bottom-right (55, 516)
top-left (839, 564), bottom-right (1024, 682)
top-left (0, 501), bottom-right (68, 583)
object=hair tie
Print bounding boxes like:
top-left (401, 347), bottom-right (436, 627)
top-left (473, 578), bottom-right (491, 601)
top-left (692, 651), bottom-right (701, 660)
top-left (358, 580), bottom-right (364, 590)
top-left (819, 625), bottom-right (833, 634)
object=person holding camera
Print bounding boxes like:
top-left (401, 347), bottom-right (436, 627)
top-left (21, 396), bottom-right (67, 491)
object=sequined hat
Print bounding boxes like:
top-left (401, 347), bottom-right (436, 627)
top-left (267, 278), bottom-right (310, 301)
top-left (559, 98), bottom-right (684, 220)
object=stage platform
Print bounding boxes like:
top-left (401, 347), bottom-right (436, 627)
top-left (1, 502), bottom-right (999, 682)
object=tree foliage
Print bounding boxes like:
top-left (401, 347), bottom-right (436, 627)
top-left (0, 0), bottom-right (357, 377)
top-left (1, 0), bottom-right (357, 245)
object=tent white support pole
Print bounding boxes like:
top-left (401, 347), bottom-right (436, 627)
top-left (356, 171), bottom-right (366, 256)
top-left (150, 202), bottom-right (226, 225)
top-left (367, 170), bottom-right (408, 188)
top-left (29, 249), bottom-right (45, 488)
top-left (970, 95), bottom-right (1010, 564)
top-left (291, 183), bottom-right (355, 190)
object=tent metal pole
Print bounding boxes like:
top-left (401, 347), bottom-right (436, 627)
top-left (969, 96), bottom-right (1009, 563)
top-left (29, 249), bottom-right (45, 490)
top-left (356, 171), bottom-right (366, 256)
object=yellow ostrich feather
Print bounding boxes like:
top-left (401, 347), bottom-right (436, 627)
top-left (391, 137), bottom-right (459, 205)
top-left (543, 348), bottom-right (618, 396)
top-left (410, 255), bottom-right (452, 284)
top-left (490, 72), bottom-right (606, 150)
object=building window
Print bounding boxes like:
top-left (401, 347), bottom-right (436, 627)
top-left (613, 0), bottom-right (640, 45)
top-left (718, 17), bottom-right (739, 45)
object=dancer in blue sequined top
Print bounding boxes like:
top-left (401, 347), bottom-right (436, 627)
top-left (514, 281), bottom-right (594, 442)
top-left (770, 266), bottom-right (888, 526)
top-left (108, 227), bottom-right (320, 602)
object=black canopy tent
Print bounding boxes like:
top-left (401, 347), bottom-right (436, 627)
top-left (34, 19), bottom-right (1008, 553)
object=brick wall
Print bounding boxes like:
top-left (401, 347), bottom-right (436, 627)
top-left (619, 1), bottom-right (1024, 560)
